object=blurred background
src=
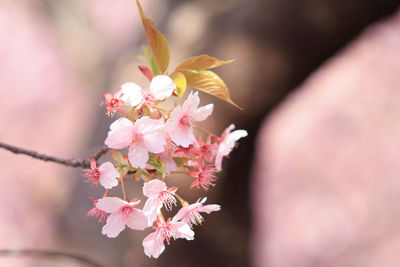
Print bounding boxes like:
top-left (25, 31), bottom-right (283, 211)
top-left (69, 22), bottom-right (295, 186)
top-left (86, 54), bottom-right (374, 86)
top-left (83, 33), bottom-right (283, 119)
top-left (1, 0), bottom-right (400, 266)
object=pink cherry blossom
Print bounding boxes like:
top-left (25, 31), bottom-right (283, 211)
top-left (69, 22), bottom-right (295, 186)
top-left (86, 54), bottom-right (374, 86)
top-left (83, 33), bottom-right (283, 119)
top-left (215, 124), bottom-right (248, 171)
top-left (120, 75), bottom-right (176, 108)
top-left (101, 88), bottom-right (127, 116)
top-left (165, 91), bottom-right (213, 148)
top-left (104, 117), bottom-right (166, 168)
top-left (87, 198), bottom-right (107, 224)
top-left (143, 217), bottom-right (194, 258)
top-left (96, 197), bottom-right (148, 238)
top-left (189, 163), bottom-right (217, 191)
top-left (83, 158), bottom-right (120, 189)
top-left (173, 197), bottom-right (221, 227)
top-left (143, 180), bottom-right (178, 224)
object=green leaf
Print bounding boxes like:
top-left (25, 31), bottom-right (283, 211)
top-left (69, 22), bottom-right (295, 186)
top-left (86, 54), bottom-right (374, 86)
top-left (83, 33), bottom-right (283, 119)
top-left (141, 45), bottom-right (160, 75)
top-left (110, 150), bottom-right (127, 164)
top-left (173, 157), bottom-right (189, 167)
top-left (175, 55), bottom-right (234, 72)
top-left (170, 72), bottom-right (187, 100)
top-left (183, 69), bottom-right (242, 109)
top-left (137, 0), bottom-right (170, 74)
top-left (134, 169), bottom-right (142, 181)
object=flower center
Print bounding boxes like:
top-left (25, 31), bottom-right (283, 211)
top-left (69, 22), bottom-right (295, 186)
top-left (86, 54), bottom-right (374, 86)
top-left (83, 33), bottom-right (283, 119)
top-left (157, 224), bottom-right (176, 245)
top-left (84, 168), bottom-right (101, 185)
top-left (132, 132), bottom-right (143, 144)
top-left (107, 98), bottom-right (120, 115)
top-left (120, 206), bottom-right (134, 222)
top-left (179, 114), bottom-right (192, 128)
top-left (158, 190), bottom-right (177, 211)
top-left (188, 210), bottom-right (204, 226)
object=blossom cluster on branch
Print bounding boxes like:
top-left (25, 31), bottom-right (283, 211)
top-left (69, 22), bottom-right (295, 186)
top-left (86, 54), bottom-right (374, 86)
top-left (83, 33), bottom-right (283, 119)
top-left (84, 1), bottom-right (247, 258)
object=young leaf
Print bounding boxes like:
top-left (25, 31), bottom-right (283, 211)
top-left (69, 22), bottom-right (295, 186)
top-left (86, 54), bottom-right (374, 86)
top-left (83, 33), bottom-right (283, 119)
top-left (183, 69), bottom-right (242, 109)
top-left (170, 72), bottom-right (187, 100)
top-left (110, 150), bottom-right (127, 164)
top-left (141, 45), bottom-right (160, 75)
top-left (137, 0), bottom-right (170, 74)
top-left (173, 157), bottom-right (189, 167)
top-left (175, 55), bottom-right (234, 72)
top-left (134, 169), bottom-right (142, 181)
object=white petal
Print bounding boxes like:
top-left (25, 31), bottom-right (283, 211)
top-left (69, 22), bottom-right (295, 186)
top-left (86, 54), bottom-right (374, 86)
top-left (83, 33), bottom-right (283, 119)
top-left (96, 197), bottom-right (126, 213)
top-left (150, 75), bottom-right (176, 100)
top-left (102, 212), bottom-right (125, 238)
top-left (229, 129), bottom-right (248, 142)
top-left (120, 82), bottom-right (144, 107)
top-left (173, 222), bottom-right (195, 240)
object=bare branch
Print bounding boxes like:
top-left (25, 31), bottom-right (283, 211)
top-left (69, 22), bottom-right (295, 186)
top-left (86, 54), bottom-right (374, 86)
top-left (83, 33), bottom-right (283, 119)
top-left (0, 249), bottom-right (107, 267)
top-left (0, 141), bottom-right (108, 169)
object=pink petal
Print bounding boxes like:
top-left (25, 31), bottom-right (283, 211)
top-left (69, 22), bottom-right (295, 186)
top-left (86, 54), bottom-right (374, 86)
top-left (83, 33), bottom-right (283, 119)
top-left (172, 206), bottom-right (190, 222)
top-left (143, 232), bottom-right (165, 258)
top-left (144, 133), bottom-right (166, 154)
top-left (143, 197), bottom-right (162, 225)
top-left (120, 82), bottom-right (144, 107)
top-left (135, 116), bottom-right (164, 134)
top-left (215, 153), bottom-right (223, 171)
top-left (198, 204), bottom-right (221, 214)
top-left (181, 91), bottom-right (200, 115)
top-left (98, 162), bottom-right (120, 189)
top-left (173, 222), bottom-right (195, 240)
top-left (143, 180), bottom-right (167, 197)
top-left (168, 127), bottom-right (196, 148)
top-left (96, 197), bottom-right (126, 213)
top-left (128, 144), bottom-right (149, 169)
top-left (105, 118), bottom-right (133, 149)
top-left (149, 75), bottom-right (176, 100)
top-left (193, 103), bottom-right (213, 121)
top-left (126, 209), bottom-right (149, 230)
top-left (164, 156), bottom-right (177, 174)
top-left (102, 212), bottom-right (125, 238)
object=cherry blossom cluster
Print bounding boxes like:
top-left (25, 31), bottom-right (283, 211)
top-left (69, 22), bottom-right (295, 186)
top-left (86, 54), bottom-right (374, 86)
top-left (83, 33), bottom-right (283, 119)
top-left (83, 74), bottom-right (247, 258)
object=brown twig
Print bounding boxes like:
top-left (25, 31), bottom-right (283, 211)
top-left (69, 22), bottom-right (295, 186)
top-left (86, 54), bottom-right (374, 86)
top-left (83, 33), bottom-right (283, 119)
top-left (0, 249), bottom-right (107, 267)
top-left (0, 141), bottom-right (108, 169)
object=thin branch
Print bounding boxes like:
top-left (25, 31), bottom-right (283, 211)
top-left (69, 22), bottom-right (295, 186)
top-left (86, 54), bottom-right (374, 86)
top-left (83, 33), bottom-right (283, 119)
top-left (0, 141), bottom-right (108, 169)
top-left (0, 249), bottom-right (107, 267)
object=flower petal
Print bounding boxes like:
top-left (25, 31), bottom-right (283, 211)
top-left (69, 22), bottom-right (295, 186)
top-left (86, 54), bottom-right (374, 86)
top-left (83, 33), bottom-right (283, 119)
top-left (143, 197), bottom-right (162, 225)
top-left (150, 75), bottom-right (176, 100)
top-left (102, 212), bottom-right (125, 238)
top-left (98, 162), bottom-right (120, 189)
top-left (198, 204), bottom-right (221, 214)
top-left (143, 180), bottom-right (167, 197)
top-left (143, 232), bottom-right (165, 258)
top-left (193, 103), bottom-right (213, 121)
top-left (173, 222), bottom-right (195, 240)
top-left (128, 144), bottom-right (149, 169)
top-left (120, 82), bottom-right (144, 107)
top-left (126, 209), bottom-right (149, 230)
top-left (96, 197), bottom-right (126, 213)
top-left (105, 118), bottom-right (133, 149)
